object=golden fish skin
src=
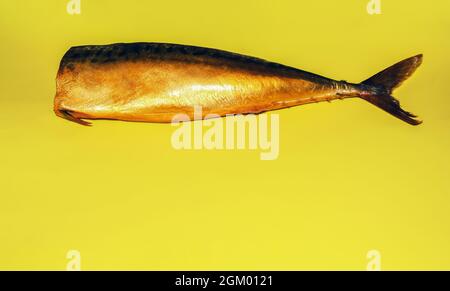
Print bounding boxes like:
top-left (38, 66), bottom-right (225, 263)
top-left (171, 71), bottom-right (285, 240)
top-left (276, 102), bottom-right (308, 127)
top-left (54, 43), bottom-right (422, 126)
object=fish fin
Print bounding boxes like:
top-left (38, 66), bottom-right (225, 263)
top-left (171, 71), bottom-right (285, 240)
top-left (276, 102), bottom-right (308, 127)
top-left (362, 54), bottom-right (423, 93)
top-left (57, 109), bottom-right (92, 126)
top-left (359, 54), bottom-right (423, 126)
top-left (360, 93), bottom-right (422, 125)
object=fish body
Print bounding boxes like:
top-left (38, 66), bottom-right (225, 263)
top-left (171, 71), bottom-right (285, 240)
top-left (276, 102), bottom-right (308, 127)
top-left (54, 43), bottom-right (422, 125)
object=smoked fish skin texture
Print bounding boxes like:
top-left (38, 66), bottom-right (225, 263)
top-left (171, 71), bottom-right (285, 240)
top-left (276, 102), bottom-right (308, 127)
top-left (54, 43), bottom-right (422, 126)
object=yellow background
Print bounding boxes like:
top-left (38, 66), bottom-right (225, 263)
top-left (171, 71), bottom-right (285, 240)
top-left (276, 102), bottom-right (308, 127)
top-left (0, 0), bottom-right (449, 270)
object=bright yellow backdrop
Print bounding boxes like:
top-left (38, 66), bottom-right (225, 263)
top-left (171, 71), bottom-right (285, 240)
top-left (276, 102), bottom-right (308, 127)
top-left (0, 0), bottom-right (449, 270)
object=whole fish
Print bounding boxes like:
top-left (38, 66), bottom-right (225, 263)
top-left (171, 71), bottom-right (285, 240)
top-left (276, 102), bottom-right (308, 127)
top-left (54, 42), bottom-right (422, 126)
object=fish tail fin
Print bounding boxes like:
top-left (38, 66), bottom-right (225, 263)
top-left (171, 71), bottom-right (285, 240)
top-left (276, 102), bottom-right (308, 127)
top-left (358, 54), bottom-right (423, 125)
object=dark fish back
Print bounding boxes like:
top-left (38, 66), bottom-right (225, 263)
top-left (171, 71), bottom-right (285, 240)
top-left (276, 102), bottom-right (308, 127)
top-left (59, 42), bottom-right (334, 84)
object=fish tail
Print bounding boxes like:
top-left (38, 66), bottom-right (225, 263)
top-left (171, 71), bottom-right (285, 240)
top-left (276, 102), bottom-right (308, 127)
top-left (358, 54), bottom-right (423, 125)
